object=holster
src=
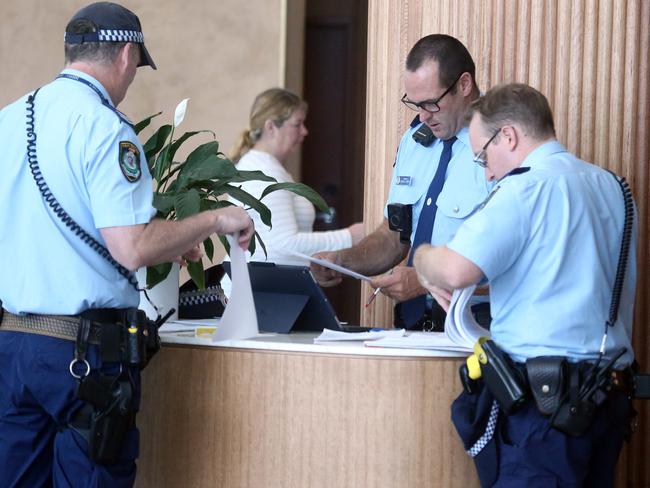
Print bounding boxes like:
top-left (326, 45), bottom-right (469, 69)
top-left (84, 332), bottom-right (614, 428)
top-left (525, 356), bottom-right (567, 415)
top-left (71, 372), bottom-right (135, 465)
top-left (479, 340), bottom-right (528, 414)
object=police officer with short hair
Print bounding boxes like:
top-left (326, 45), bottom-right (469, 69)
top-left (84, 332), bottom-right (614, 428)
top-left (0, 2), bottom-right (253, 486)
top-left (311, 34), bottom-right (492, 330)
top-left (414, 83), bottom-right (637, 486)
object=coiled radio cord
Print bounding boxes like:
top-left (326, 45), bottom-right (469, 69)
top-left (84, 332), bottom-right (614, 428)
top-left (26, 89), bottom-right (143, 293)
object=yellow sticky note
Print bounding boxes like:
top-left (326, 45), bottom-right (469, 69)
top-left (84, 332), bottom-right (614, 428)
top-left (195, 327), bottom-right (217, 337)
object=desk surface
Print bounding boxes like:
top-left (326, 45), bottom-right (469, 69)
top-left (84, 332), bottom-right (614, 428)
top-left (159, 321), bottom-right (467, 358)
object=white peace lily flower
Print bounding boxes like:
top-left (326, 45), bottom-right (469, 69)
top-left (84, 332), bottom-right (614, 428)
top-left (173, 98), bottom-right (190, 128)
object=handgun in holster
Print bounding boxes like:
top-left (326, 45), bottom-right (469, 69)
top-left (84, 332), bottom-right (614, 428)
top-left (459, 337), bottom-right (528, 414)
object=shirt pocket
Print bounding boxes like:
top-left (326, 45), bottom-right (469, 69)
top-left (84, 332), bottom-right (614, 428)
top-left (436, 186), bottom-right (484, 220)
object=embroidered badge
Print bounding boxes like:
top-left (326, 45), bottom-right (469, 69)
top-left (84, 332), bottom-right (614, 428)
top-left (119, 141), bottom-right (141, 182)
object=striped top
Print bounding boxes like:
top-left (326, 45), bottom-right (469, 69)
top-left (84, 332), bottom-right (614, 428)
top-left (230, 149), bottom-right (352, 265)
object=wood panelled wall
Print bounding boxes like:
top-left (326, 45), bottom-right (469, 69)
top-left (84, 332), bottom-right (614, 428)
top-left (361, 1), bottom-right (649, 486)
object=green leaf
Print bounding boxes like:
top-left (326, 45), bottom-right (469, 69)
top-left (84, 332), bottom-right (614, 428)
top-left (134, 112), bottom-right (162, 135)
top-left (202, 199), bottom-right (234, 211)
top-left (152, 193), bottom-right (176, 217)
top-left (143, 124), bottom-right (172, 168)
top-left (225, 185), bottom-right (272, 227)
top-left (187, 260), bottom-right (206, 289)
top-left (261, 182), bottom-right (330, 213)
top-left (153, 145), bottom-right (174, 183)
top-left (203, 237), bottom-right (214, 261)
top-left (219, 235), bottom-right (230, 255)
top-left (175, 155), bottom-right (237, 190)
top-left (186, 140), bottom-right (220, 165)
top-left (174, 188), bottom-right (202, 219)
top-left (229, 169), bottom-right (277, 183)
top-left (168, 130), bottom-right (215, 163)
top-left (253, 230), bottom-right (267, 257)
top-left (146, 262), bottom-right (172, 289)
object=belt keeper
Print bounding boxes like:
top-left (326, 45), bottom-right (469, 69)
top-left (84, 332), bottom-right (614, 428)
top-left (75, 317), bottom-right (91, 362)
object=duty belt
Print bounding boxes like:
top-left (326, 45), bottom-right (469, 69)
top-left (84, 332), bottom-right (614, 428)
top-left (0, 312), bottom-right (102, 345)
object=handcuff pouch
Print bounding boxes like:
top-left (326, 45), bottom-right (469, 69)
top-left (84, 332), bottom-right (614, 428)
top-left (525, 356), bottom-right (567, 416)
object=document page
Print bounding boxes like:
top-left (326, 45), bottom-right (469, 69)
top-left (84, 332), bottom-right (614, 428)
top-left (286, 250), bottom-right (372, 282)
top-left (212, 233), bottom-right (259, 341)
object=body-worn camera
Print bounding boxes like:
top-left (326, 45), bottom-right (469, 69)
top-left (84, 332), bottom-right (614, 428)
top-left (412, 123), bottom-right (435, 146)
top-left (387, 203), bottom-right (412, 244)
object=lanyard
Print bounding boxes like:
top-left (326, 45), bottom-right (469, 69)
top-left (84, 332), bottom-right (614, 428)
top-left (55, 73), bottom-right (133, 128)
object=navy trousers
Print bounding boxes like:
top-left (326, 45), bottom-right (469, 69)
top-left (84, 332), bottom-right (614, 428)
top-left (490, 392), bottom-right (630, 487)
top-left (0, 331), bottom-right (140, 488)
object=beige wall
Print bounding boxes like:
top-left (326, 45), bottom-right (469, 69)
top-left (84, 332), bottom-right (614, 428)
top-left (1, 0), bottom-right (295, 145)
top-left (1, 0), bottom-right (304, 271)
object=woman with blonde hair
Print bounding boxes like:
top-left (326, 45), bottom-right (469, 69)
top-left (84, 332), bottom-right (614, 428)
top-left (229, 88), bottom-right (364, 265)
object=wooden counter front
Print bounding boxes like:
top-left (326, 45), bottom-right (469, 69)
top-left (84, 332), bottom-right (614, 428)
top-left (135, 340), bottom-right (480, 488)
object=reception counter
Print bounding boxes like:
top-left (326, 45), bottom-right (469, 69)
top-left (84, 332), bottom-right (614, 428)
top-left (135, 330), bottom-right (480, 488)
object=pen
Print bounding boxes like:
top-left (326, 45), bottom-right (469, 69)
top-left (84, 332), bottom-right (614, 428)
top-left (365, 287), bottom-right (381, 308)
top-left (365, 268), bottom-right (394, 308)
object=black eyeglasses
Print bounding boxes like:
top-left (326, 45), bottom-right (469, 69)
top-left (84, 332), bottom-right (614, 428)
top-left (401, 73), bottom-right (463, 114)
top-left (473, 128), bottom-right (502, 167)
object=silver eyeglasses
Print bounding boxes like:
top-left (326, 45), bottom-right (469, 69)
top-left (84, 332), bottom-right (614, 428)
top-left (473, 128), bottom-right (502, 167)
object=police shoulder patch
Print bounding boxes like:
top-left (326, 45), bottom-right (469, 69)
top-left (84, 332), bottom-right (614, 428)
top-left (119, 141), bottom-right (141, 182)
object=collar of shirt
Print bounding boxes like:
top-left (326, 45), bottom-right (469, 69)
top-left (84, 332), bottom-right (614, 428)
top-left (520, 140), bottom-right (567, 168)
top-left (59, 68), bottom-right (114, 107)
top-left (454, 126), bottom-right (470, 152)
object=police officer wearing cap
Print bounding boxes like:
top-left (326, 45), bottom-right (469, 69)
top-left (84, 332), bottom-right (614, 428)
top-left (414, 84), bottom-right (637, 486)
top-left (311, 34), bottom-right (491, 330)
top-left (0, 2), bottom-right (253, 486)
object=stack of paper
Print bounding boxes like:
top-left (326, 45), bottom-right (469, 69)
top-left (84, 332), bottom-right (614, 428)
top-left (444, 285), bottom-right (490, 349)
top-left (366, 285), bottom-right (490, 352)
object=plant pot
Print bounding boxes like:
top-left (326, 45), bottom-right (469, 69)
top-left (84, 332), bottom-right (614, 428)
top-left (136, 263), bottom-right (180, 321)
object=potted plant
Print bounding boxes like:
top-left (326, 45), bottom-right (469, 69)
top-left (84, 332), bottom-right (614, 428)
top-left (135, 99), bottom-right (328, 291)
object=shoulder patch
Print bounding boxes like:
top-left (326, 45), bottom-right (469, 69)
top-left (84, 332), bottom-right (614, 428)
top-left (119, 141), bottom-right (141, 182)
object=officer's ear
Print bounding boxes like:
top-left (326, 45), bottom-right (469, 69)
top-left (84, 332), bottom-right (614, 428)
top-left (457, 72), bottom-right (473, 97)
top-left (116, 43), bottom-right (137, 71)
top-left (501, 125), bottom-right (519, 151)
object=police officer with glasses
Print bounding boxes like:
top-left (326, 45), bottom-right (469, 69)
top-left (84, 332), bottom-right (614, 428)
top-left (311, 34), bottom-right (491, 331)
top-left (414, 83), bottom-right (637, 487)
top-left (0, 3), bottom-right (253, 486)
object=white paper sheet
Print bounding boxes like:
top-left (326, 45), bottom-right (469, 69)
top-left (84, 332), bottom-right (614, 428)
top-left (366, 331), bottom-right (469, 351)
top-left (285, 250), bottom-right (372, 282)
top-left (212, 233), bottom-right (259, 341)
top-left (314, 328), bottom-right (406, 343)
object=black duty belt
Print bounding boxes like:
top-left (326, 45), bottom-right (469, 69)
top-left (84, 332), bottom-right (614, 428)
top-left (0, 311), bottom-right (103, 344)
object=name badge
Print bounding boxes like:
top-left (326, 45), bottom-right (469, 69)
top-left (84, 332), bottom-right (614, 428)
top-left (397, 176), bottom-right (412, 186)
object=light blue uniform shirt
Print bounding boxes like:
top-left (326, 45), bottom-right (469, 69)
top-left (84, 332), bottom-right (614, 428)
top-left (0, 69), bottom-right (156, 315)
top-left (448, 141), bottom-right (636, 366)
top-left (384, 125), bottom-right (492, 245)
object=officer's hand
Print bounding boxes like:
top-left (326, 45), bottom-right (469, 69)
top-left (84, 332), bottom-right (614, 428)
top-left (370, 266), bottom-right (426, 302)
top-left (311, 251), bottom-right (342, 287)
top-left (416, 271), bottom-right (453, 312)
top-left (215, 207), bottom-right (255, 249)
top-left (173, 246), bottom-right (203, 266)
